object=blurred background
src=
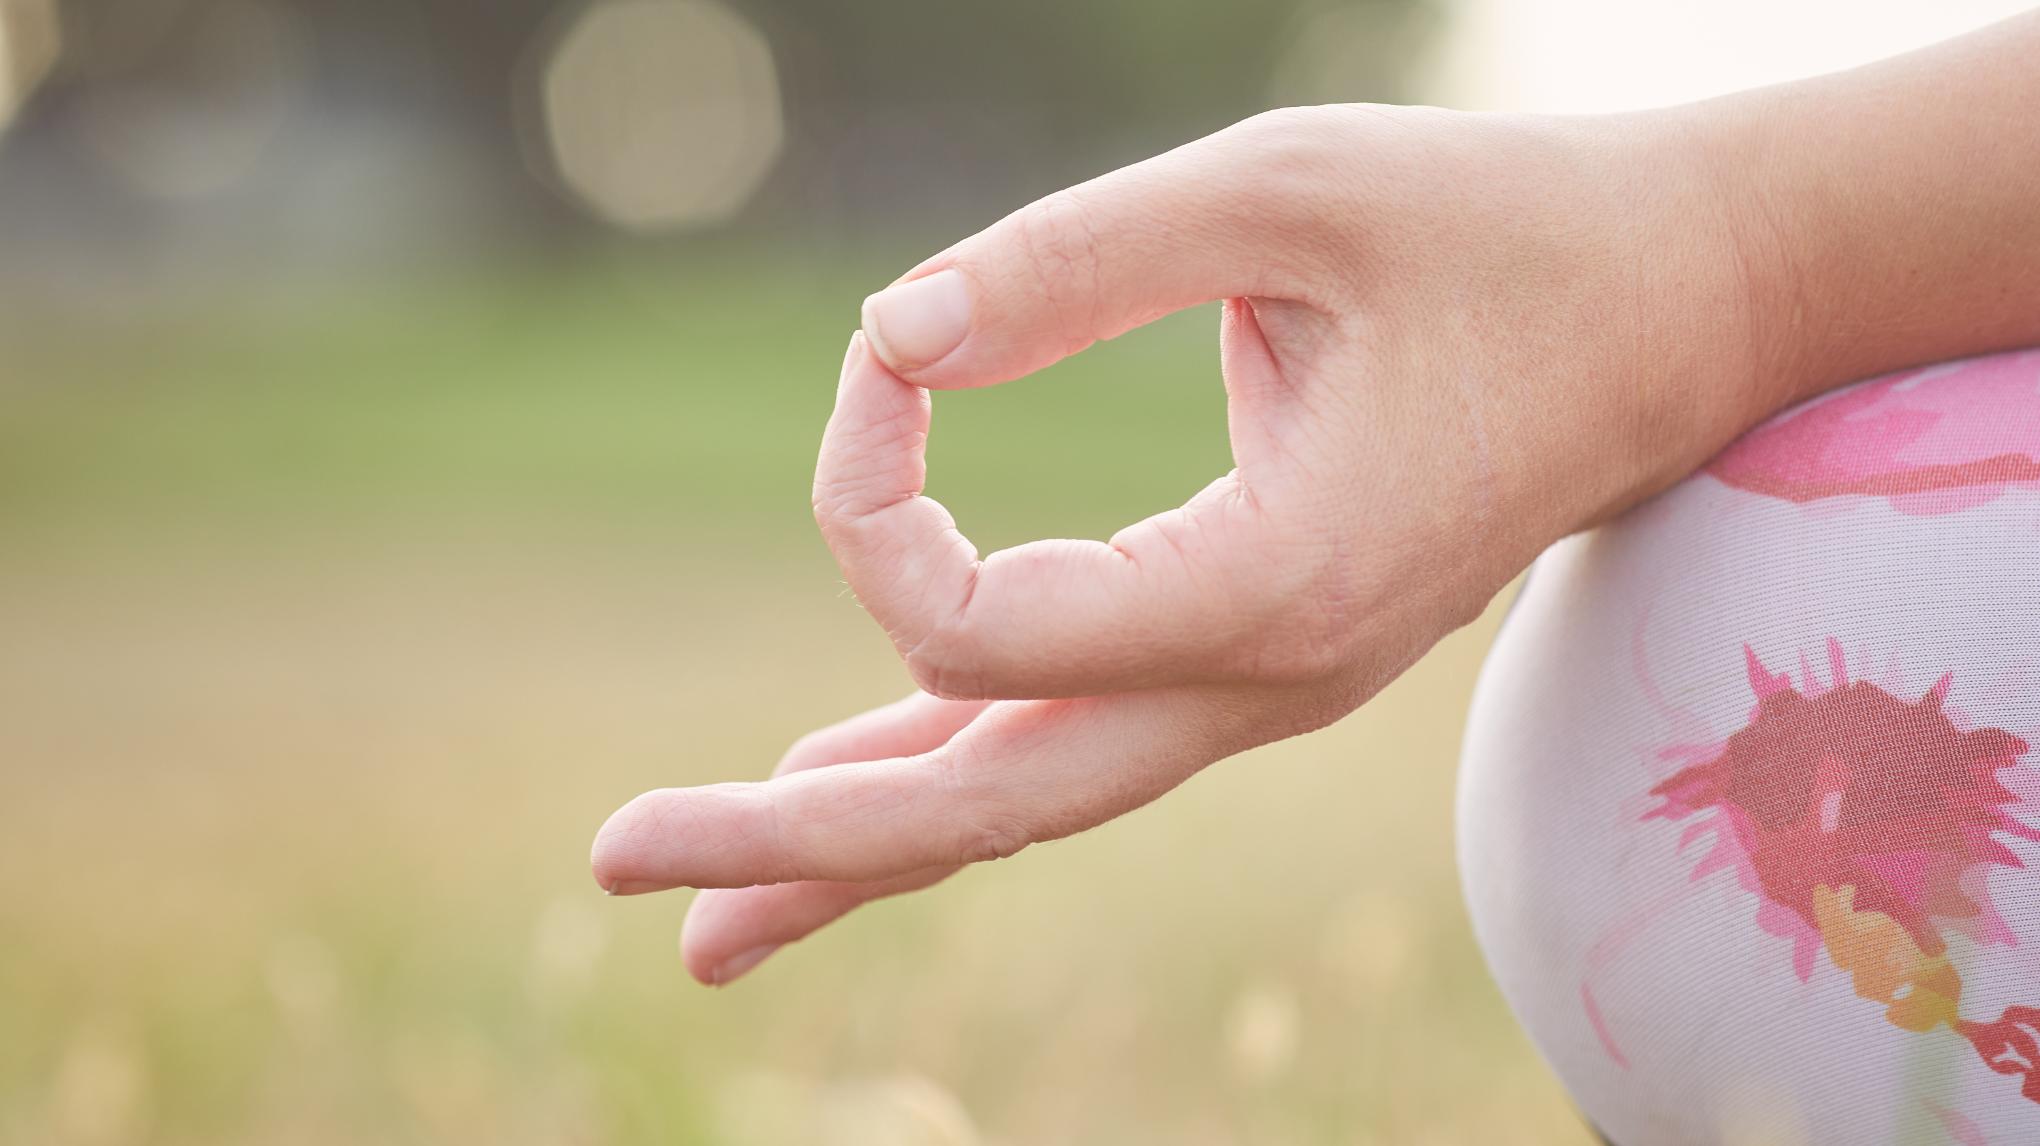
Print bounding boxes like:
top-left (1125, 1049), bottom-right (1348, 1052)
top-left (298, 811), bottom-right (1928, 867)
top-left (0, 1), bottom-right (2031, 1143)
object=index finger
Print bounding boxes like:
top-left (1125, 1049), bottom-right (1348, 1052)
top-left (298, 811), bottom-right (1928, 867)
top-left (813, 332), bottom-right (1286, 700)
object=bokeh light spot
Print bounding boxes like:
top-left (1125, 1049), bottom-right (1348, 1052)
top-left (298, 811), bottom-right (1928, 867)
top-left (66, 0), bottom-right (308, 198)
top-left (1223, 980), bottom-right (1302, 1084)
top-left (535, 0), bottom-right (784, 232)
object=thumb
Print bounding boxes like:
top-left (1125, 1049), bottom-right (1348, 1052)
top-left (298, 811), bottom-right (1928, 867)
top-left (858, 113), bottom-right (1321, 390)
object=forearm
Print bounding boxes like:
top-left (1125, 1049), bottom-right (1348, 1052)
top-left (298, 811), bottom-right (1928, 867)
top-left (1700, 9), bottom-right (2040, 409)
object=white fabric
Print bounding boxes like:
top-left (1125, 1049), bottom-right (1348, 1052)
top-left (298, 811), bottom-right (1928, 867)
top-left (1460, 348), bottom-right (2040, 1145)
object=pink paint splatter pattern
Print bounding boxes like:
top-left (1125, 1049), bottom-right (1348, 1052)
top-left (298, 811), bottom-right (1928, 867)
top-left (1589, 638), bottom-right (2040, 1138)
top-left (1708, 349), bottom-right (2040, 514)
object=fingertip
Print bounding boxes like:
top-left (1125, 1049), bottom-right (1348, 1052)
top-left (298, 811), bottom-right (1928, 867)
top-left (603, 878), bottom-right (665, 897)
top-left (683, 889), bottom-right (793, 986)
top-left (818, 332), bottom-right (934, 518)
top-left (589, 789), bottom-right (672, 894)
top-left (860, 268), bottom-right (972, 376)
top-left (588, 813), bottom-right (631, 894)
top-left (857, 295), bottom-right (891, 367)
top-left (679, 891), bottom-right (728, 984)
top-left (833, 329), bottom-right (865, 396)
top-left (835, 327), bottom-right (924, 409)
top-left (710, 944), bottom-right (782, 986)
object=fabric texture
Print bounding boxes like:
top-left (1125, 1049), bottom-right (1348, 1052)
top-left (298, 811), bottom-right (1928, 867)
top-left (1460, 348), bottom-right (2040, 1145)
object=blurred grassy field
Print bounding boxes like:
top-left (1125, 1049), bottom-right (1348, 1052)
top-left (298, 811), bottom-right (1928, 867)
top-left (0, 253), bottom-right (1588, 1145)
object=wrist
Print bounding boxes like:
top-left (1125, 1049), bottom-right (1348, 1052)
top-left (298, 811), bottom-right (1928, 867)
top-left (1643, 99), bottom-right (1818, 430)
top-left (1674, 94), bottom-right (1839, 415)
top-left (1672, 16), bottom-right (2040, 417)
top-left (1553, 104), bottom-right (1791, 517)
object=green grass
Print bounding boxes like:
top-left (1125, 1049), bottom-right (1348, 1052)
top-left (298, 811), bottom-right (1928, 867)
top-left (0, 253), bottom-right (1586, 1145)
top-left (0, 254), bottom-right (1232, 552)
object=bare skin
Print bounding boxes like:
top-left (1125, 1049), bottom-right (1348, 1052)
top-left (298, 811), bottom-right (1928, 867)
top-left (591, 12), bottom-right (2040, 986)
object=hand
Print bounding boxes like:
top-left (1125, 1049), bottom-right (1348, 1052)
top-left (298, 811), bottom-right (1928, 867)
top-left (590, 101), bottom-right (1784, 983)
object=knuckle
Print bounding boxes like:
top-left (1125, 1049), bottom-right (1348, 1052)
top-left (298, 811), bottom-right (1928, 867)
top-left (902, 642), bottom-right (985, 702)
top-left (752, 788), bottom-right (809, 886)
top-left (955, 817), bottom-right (1032, 865)
top-left (1231, 104), bottom-right (1326, 143)
top-left (903, 649), bottom-right (949, 698)
top-left (808, 483), bottom-right (877, 543)
top-left (761, 858), bottom-right (805, 888)
top-left (1226, 107), bottom-right (1341, 176)
top-left (901, 612), bottom-right (993, 701)
top-left (1204, 108), bottom-right (1357, 286)
top-left (811, 421), bottom-right (927, 529)
top-left (811, 484), bottom-right (868, 540)
top-left (901, 652), bottom-right (946, 697)
top-left (923, 745), bottom-right (1033, 865)
top-left (1006, 192), bottom-right (1106, 352)
top-left (1268, 680), bottom-right (1364, 739)
top-left (1246, 627), bottom-right (1346, 688)
top-left (1238, 551), bottom-right (1359, 686)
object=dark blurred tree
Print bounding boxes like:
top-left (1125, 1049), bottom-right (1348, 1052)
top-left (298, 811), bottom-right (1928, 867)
top-left (0, 0), bottom-right (1439, 272)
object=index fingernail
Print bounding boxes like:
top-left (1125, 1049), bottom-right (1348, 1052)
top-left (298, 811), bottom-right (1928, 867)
top-left (862, 269), bottom-right (970, 371)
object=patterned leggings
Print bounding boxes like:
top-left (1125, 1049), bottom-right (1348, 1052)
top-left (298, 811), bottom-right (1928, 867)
top-left (1460, 348), bottom-right (2040, 1146)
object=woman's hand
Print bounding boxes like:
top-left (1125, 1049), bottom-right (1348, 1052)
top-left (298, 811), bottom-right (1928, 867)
top-left (590, 11), bottom-right (2040, 986)
top-left (591, 103), bottom-right (1771, 982)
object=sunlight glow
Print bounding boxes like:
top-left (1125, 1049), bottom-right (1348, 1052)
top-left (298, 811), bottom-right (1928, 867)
top-left (1427, 0), bottom-right (2038, 112)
